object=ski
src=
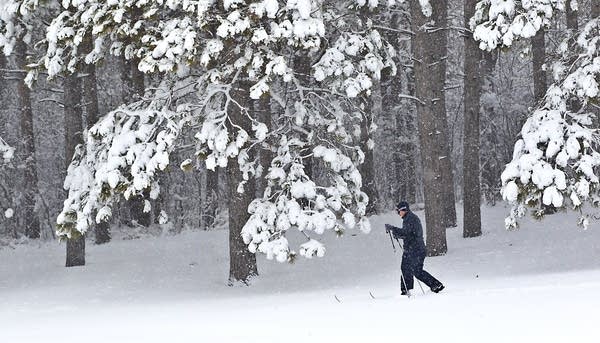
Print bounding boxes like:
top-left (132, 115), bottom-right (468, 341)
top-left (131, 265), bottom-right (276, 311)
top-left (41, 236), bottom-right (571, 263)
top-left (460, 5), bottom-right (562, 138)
top-left (333, 292), bottom-right (406, 302)
top-left (333, 292), bottom-right (378, 302)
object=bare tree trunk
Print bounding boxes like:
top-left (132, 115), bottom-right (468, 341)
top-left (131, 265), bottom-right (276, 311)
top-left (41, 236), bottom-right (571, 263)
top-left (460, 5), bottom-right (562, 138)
top-left (361, 82), bottom-right (381, 215)
top-left (227, 79), bottom-right (258, 284)
top-left (462, 0), bottom-right (483, 238)
top-left (64, 73), bottom-right (85, 267)
top-left (410, 0), bottom-right (448, 256)
top-left (15, 37), bottom-right (40, 239)
top-left (82, 33), bottom-right (111, 244)
top-left (397, 70), bottom-right (418, 205)
top-left (594, 1), bottom-right (600, 19)
top-left (383, 12), bottom-right (417, 205)
top-left (434, 0), bottom-right (457, 228)
top-left (395, 111), bottom-right (417, 204)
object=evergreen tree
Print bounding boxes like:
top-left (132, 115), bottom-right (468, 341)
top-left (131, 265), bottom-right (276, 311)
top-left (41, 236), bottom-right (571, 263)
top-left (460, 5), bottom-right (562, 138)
top-left (472, 0), bottom-right (600, 228)
top-left (38, 1), bottom-right (396, 282)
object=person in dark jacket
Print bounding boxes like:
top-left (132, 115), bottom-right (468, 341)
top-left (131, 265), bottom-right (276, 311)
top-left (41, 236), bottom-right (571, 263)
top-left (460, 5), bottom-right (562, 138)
top-left (385, 201), bottom-right (444, 295)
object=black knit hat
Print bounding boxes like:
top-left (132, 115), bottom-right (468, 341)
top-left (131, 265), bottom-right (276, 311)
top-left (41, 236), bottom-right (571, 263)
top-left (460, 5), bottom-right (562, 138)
top-left (396, 201), bottom-right (410, 212)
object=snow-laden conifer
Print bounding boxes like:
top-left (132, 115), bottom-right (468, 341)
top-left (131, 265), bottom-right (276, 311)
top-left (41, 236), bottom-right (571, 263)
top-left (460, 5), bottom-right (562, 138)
top-left (472, 0), bottom-right (600, 228)
top-left (33, 0), bottom-right (398, 261)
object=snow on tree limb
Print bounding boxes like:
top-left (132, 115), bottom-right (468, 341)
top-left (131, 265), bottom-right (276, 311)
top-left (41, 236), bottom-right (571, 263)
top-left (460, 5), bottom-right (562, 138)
top-left (473, 1), bottom-right (600, 229)
top-left (37, 1), bottom-right (401, 260)
top-left (0, 137), bottom-right (14, 164)
top-left (470, 0), bottom-right (567, 50)
top-left (36, 1), bottom-right (397, 98)
top-left (56, 103), bottom-right (183, 238)
top-left (0, 0), bottom-right (40, 56)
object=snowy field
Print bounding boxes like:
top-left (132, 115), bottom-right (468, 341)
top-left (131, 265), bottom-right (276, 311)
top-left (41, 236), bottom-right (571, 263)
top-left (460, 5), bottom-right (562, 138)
top-left (1, 205), bottom-right (600, 342)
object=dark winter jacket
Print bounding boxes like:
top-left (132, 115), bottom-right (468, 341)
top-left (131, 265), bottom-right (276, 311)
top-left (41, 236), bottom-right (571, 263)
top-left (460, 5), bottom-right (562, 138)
top-left (388, 211), bottom-right (427, 256)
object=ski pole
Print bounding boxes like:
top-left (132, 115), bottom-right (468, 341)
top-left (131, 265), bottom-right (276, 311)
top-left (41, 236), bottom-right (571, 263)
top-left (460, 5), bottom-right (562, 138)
top-left (388, 229), bottom-right (397, 253)
top-left (395, 239), bottom-right (426, 295)
top-left (387, 230), bottom-right (411, 297)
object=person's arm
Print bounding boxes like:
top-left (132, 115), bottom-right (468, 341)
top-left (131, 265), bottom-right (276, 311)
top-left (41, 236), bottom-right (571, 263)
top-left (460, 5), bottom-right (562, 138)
top-left (385, 223), bottom-right (411, 240)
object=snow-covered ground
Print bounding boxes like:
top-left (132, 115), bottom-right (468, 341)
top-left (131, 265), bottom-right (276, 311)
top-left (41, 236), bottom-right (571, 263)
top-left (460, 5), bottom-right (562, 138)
top-left (1, 206), bottom-right (599, 342)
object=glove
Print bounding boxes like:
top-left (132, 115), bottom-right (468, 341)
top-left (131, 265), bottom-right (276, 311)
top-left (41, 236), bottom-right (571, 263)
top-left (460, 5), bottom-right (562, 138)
top-left (385, 224), bottom-right (394, 233)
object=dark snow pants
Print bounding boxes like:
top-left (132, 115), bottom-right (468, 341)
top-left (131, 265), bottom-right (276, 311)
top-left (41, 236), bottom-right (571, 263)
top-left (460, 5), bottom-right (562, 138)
top-left (400, 252), bottom-right (442, 292)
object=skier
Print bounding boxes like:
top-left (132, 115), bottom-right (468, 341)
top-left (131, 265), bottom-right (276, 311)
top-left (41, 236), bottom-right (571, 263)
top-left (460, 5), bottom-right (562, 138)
top-left (385, 201), bottom-right (445, 295)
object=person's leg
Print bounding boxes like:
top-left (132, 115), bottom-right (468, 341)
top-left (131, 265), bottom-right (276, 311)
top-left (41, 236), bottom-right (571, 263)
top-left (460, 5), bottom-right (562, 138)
top-left (413, 254), bottom-right (443, 290)
top-left (400, 254), bottom-right (415, 293)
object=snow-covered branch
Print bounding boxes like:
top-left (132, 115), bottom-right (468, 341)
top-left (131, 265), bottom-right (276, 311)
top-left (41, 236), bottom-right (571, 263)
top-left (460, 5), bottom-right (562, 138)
top-left (0, 137), bottom-right (14, 164)
top-left (471, 0), bottom-right (567, 50)
top-left (34, 0), bottom-right (404, 261)
top-left (472, 1), bottom-right (600, 229)
top-left (56, 102), bottom-right (184, 238)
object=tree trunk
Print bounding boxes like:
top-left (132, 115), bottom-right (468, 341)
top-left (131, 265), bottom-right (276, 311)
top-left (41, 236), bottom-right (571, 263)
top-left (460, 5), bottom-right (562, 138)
top-left (227, 79), bottom-right (258, 284)
top-left (566, 0), bottom-right (578, 33)
top-left (120, 57), bottom-right (133, 103)
top-left (0, 54), bottom-right (5, 98)
top-left (121, 56), bottom-right (151, 227)
top-left (130, 57), bottom-right (145, 97)
top-left (532, 28), bottom-right (554, 214)
top-left (66, 232), bottom-right (85, 267)
top-left (594, 1), bottom-right (600, 19)
top-left (433, 0), bottom-right (457, 228)
top-left (397, 70), bottom-right (418, 205)
top-left (384, 12), bottom-right (417, 205)
top-left (129, 57), bottom-right (149, 225)
top-left (479, 51), bottom-right (499, 204)
top-left (128, 192), bottom-right (152, 227)
top-left (294, 54), bottom-right (314, 180)
top-left (82, 32), bottom-right (111, 244)
top-left (361, 83), bottom-right (380, 215)
top-left (120, 57), bottom-right (145, 102)
top-left (64, 73), bottom-right (85, 267)
top-left (462, 0), bottom-right (483, 238)
top-left (565, 0), bottom-right (581, 116)
top-left (395, 109), bottom-right (417, 205)
top-left (15, 37), bottom-right (40, 239)
top-left (410, 0), bottom-right (448, 256)
top-left (204, 168), bottom-right (219, 229)
top-left (255, 96), bottom-right (272, 198)
top-left (532, 29), bottom-right (547, 103)
top-left (0, 54), bottom-right (17, 238)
